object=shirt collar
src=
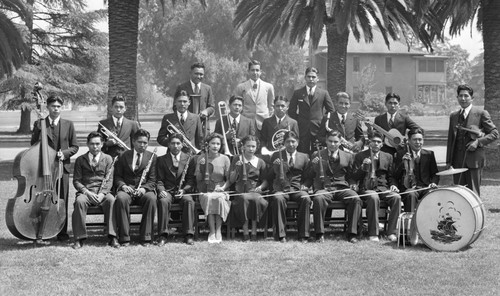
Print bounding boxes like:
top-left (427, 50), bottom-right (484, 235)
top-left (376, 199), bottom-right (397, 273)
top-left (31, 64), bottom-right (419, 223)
top-left (329, 149), bottom-right (339, 158)
top-left (190, 80), bottom-right (201, 92)
top-left (412, 149), bottom-right (421, 158)
top-left (286, 150), bottom-right (296, 160)
top-left (112, 115), bottom-right (122, 126)
top-left (387, 112), bottom-right (397, 122)
top-left (170, 152), bottom-right (180, 162)
top-left (276, 114), bottom-right (286, 123)
top-left (242, 155), bottom-right (259, 167)
top-left (229, 113), bottom-right (241, 123)
top-left (308, 85), bottom-right (316, 95)
top-left (337, 112), bottom-right (347, 121)
top-left (49, 116), bottom-right (60, 126)
top-left (88, 152), bottom-right (101, 162)
top-left (461, 104), bottom-right (472, 118)
top-left (177, 111), bottom-right (187, 120)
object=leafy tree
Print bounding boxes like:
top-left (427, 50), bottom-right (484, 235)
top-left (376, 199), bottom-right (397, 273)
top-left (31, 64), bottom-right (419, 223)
top-left (0, 0), bottom-right (28, 78)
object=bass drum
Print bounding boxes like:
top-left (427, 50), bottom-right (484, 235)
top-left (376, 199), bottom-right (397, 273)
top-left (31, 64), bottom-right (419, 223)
top-left (415, 186), bottom-right (485, 251)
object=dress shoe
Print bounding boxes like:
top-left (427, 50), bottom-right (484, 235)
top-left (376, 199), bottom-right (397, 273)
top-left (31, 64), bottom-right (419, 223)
top-left (279, 237), bottom-right (286, 243)
top-left (243, 234), bottom-right (250, 242)
top-left (120, 242), bottom-right (130, 247)
top-left (387, 234), bottom-right (397, 242)
top-left (141, 240), bottom-right (152, 247)
top-left (316, 235), bottom-right (325, 243)
top-left (57, 233), bottom-right (70, 241)
top-left (184, 235), bottom-right (194, 245)
top-left (72, 239), bottom-right (84, 249)
top-left (299, 237), bottom-right (309, 243)
top-left (348, 236), bottom-right (359, 244)
top-left (108, 237), bottom-right (120, 248)
top-left (250, 234), bottom-right (257, 242)
top-left (157, 236), bottom-right (168, 247)
top-left (369, 236), bottom-right (380, 242)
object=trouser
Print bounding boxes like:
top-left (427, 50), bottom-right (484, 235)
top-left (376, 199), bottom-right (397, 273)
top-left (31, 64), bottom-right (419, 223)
top-left (269, 191), bottom-right (311, 239)
top-left (313, 189), bottom-right (362, 236)
top-left (115, 190), bottom-right (157, 242)
top-left (157, 193), bottom-right (196, 237)
top-left (360, 190), bottom-right (401, 236)
top-left (72, 193), bottom-right (116, 240)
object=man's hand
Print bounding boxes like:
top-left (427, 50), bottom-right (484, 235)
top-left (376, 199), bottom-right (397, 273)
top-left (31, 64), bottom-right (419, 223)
top-left (402, 152), bottom-right (412, 161)
top-left (57, 150), bottom-right (65, 161)
top-left (85, 190), bottom-right (100, 205)
top-left (273, 158), bottom-right (281, 165)
top-left (227, 129), bottom-right (236, 140)
top-left (362, 158), bottom-right (371, 171)
top-left (254, 186), bottom-right (263, 193)
top-left (121, 185), bottom-right (134, 194)
top-left (350, 184), bottom-right (359, 192)
top-left (177, 189), bottom-right (185, 198)
top-left (466, 139), bottom-right (479, 152)
top-left (200, 110), bottom-right (209, 119)
top-left (429, 183), bottom-right (438, 189)
top-left (159, 190), bottom-right (169, 199)
top-left (136, 188), bottom-right (146, 197)
top-left (106, 139), bottom-right (117, 146)
top-left (300, 185), bottom-right (308, 191)
top-left (214, 185), bottom-right (224, 192)
top-left (311, 157), bottom-right (320, 164)
top-left (199, 157), bottom-right (206, 165)
top-left (390, 185), bottom-right (400, 193)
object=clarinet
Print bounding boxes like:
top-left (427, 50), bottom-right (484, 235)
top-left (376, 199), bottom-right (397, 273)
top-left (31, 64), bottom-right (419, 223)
top-left (177, 152), bottom-right (192, 194)
top-left (314, 140), bottom-right (325, 187)
top-left (134, 147), bottom-right (157, 198)
top-left (97, 156), bottom-right (118, 194)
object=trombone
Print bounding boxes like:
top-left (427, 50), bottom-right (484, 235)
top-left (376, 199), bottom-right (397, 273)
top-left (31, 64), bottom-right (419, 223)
top-left (165, 119), bottom-right (201, 154)
top-left (218, 101), bottom-right (235, 156)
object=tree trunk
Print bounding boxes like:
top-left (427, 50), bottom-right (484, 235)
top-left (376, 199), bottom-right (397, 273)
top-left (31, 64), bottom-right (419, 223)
top-left (325, 20), bottom-right (349, 104)
top-left (16, 105), bottom-right (31, 134)
top-left (482, 0), bottom-right (500, 170)
top-left (108, 0), bottom-right (139, 121)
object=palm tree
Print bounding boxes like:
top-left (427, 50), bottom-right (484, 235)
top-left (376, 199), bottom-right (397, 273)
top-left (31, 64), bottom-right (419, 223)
top-left (0, 0), bottom-right (28, 78)
top-left (233, 0), bottom-right (437, 100)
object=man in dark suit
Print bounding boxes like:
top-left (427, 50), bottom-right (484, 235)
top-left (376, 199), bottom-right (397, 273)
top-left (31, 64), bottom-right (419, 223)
top-left (371, 92), bottom-right (421, 156)
top-left (214, 95), bottom-right (257, 155)
top-left (350, 131), bottom-right (401, 242)
top-left (304, 130), bottom-right (362, 243)
top-left (289, 67), bottom-right (335, 154)
top-left (31, 95), bottom-right (79, 241)
top-left (446, 84), bottom-right (498, 196)
top-left (72, 132), bottom-right (118, 249)
top-left (318, 92), bottom-right (364, 152)
top-left (114, 129), bottom-right (157, 246)
top-left (157, 90), bottom-right (203, 152)
top-left (156, 133), bottom-right (197, 245)
top-left (394, 128), bottom-right (439, 212)
top-left (260, 96), bottom-right (299, 153)
top-left (268, 131), bottom-right (310, 243)
top-left (174, 62), bottom-right (215, 119)
top-left (98, 95), bottom-right (140, 158)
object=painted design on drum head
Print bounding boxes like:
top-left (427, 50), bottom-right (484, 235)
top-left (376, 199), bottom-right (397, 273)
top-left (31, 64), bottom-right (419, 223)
top-left (430, 201), bottom-right (463, 244)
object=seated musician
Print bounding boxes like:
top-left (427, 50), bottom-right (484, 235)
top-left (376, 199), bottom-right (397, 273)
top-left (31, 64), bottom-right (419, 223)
top-left (228, 135), bottom-right (269, 241)
top-left (394, 128), bottom-right (439, 212)
top-left (318, 92), bottom-right (364, 152)
top-left (196, 133), bottom-right (231, 243)
top-left (305, 130), bottom-right (362, 243)
top-left (157, 90), bottom-right (203, 152)
top-left (72, 131), bottom-right (118, 249)
top-left (114, 129), bottom-right (157, 247)
top-left (260, 96), bottom-right (299, 153)
top-left (268, 131), bottom-right (311, 243)
top-left (156, 133), bottom-right (197, 246)
top-left (98, 95), bottom-right (140, 158)
top-left (350, 131), bottom-right (401, 242)
top-left (214, 95), bottom-right (258, 156)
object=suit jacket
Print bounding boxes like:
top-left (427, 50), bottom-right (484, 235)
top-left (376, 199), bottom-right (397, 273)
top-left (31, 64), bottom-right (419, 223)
top-left (31, 117), bottom-right (79, 174)
top-left (260, 115), bottom-right (299, 150)
top-left (373, 111), bottom-right (421, 140)
top-left (73, 152), bottom-right (115, 195)
top-left (394, 148), bottom-right (439, 189)
top-left (269, 150), bottom-right (309, 192)
top-left (98, 117), bottom-right (140, 158)
top-left (289, 86), bottom-right (334, 137)
top-left (157, 112), bottom-right (203, 150)
top-left (175, 81), bottom-right (215, 117)
top-left (446, 106), bottom-right (498, 168)
top-left (233, 79), bottom-right (274, 127)
top-left (114, 149), bottom-right (156, 192)
top-left (351, 149), bottom-right (396, 192)
top-left (304, 149), bottom-right (354, 190)
top-left (156, 151), bottom-right (195, 194)
top-left (318, 111), bottom-right (365, 149)
top-left (214, 114), bottom-right (257, 153)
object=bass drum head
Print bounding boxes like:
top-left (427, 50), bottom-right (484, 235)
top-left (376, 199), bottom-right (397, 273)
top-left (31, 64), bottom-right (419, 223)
top-left (415, 186), bottom-right (484, 252)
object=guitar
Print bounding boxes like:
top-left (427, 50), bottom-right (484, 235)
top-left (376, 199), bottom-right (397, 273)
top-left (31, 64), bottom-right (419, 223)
top-left (355, 111), bottom-right (406, 148)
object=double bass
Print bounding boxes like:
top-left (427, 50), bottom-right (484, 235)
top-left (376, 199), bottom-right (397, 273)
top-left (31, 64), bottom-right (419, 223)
top-left (6, 83), bottom-right (66, 243)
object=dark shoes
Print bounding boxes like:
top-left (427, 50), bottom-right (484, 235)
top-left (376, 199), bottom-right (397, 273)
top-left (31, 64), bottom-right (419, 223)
top-left (348, 235), bottom-right (359, 244)
top-left (157, 236), bottom-right (168, 247)
top-left (316, 235), bottom-right (325, 243)
top-left (72, 239), bottom-right (84, 249)
top-left (279, 237), bottom-right (287, 243)
top-left (298, 237), bottom-right (309, 243)
top-left (120, 242), bottom-right (130, 247)
top-left (141, 240), bottom-right (152, 247)
top-left (108, 237), bottom-right (120, 248)
top-left (184, 235), bottom-right (194, 245)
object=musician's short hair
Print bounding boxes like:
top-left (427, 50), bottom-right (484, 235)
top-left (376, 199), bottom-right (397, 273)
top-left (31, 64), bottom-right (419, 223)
top-left (241, 135), bottom-right (260, 149)
top-left (326, 130), bottom-right (342, 139)
top-left (87, 131), bottom-right (103, 143)
top-left (191, 62), bottom-right (205, 70)
top-left (133, 129), bottom-right (150, 141)
top-left (205, 133), bottom-right (224, 152)
top-left (229, 95), bottom-right (244, 106)
top-left (457, 84), bottom-right (473, 96)
top-left (408, 128), bottom-right (424, 139)
top-left (283, 131), bottom-right (299, 142)
top-left (305, 67), bottom-right (318, 76)
top-left (385, 92), bottom-right (401, 103)
top-left (274, 95), bottom-right (288, 104)
top-left (370, 131), bottom-right (384, 140)
top-left (336, 92), bottom-right (351, 102)
top-left (111, 95), bottom-right (125, 105)
top-left (47, 95), bottom-right (63, 106)
top-left (167, 133), bottom-right (184, 144)
top-left (248, 60), bottom-right (261, 70)
top-left (176, 90), bottom-right (189, 100)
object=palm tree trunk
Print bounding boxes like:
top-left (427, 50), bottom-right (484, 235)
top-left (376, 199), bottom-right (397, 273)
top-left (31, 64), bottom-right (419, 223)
top-left (108, 0), bottom-right (139, 120)
top-left (482, 0), bottom-right (500, 169)
top-left (325, 20), bottom-right (349, 104)
top-left (17, 105), bottom-right (31, 134)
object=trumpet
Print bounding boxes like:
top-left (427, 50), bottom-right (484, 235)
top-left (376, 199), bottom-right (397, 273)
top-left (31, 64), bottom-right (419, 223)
top-left (165, 119), bottom-right (201, 154)
top-left (98, 123), bottom-right (131, 151)
top-left (217, 101), bottom-right (234, 156)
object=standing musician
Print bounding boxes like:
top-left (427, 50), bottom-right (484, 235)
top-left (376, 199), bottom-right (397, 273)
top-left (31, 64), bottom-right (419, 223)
top-left (114, 129), bottom-right (157, 247)
top-left (268, 131), bottom-right (311, 243)
top-left (305, 131), bottom-right (362, 243)
top-left (157, 90), bottom-right (203, 151)
top-left (228, 135), bottom-right (269, 241)
top-left (98, 95), bottom-right (140, 158)
top-left (72, 132), bottom-right (118, 249)
top-left (233, 60), bottom-right (275, 129)
top-left (260, 96), bottom-right (299, 153)
top-left (318, 92), bottom-right (364, 152)
top-left (214, 95), bottom-right (258, 156)
top-left (370, 92), bottom-right (421, 156)
top-left (196, 133), bottom-right (232, 244)
top-left (31, 95), bottom-right (79, 241)
top-left (394, 128), bottom-right (439, 212)
top-left (289, 67), bottom-right (335, 154)
top-left (156, 133), bottom-right (197, 246)
top-left (350, 131), bottom-right (401, 242)
top-left (174, 62), bottom-right (215, 119)
top-left (446, 84), bottom-right (498, 196)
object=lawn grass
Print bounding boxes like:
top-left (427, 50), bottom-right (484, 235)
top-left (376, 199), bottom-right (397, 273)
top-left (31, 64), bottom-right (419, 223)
top-left (1, 179), bottom-right (500, 295)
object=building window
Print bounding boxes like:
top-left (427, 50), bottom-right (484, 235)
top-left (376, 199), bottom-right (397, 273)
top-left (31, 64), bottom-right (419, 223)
top-left (385, 86), bottom-right (393, 94)
top-left (418, 84), bottom-right (446, 104)
top-left (385, 57), bottom-right (392, 73)
top-left (436, 60), bottom-right (444, 72)
top-left (353, 57), bottom-right (360, 72)
top-left (353, 86), bottom-right (360, 101)
top-left (419, 59), bottom-right (445, 73)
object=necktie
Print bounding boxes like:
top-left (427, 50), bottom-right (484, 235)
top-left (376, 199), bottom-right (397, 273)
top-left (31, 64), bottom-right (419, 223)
top-left (231, 118), bottom-right (237, 131)
top-left (180, 114), bottom-right (185, 125)
top-left (173, 155), bottom-right (179, 167)
top-left (252, 83), bottom-right (258, 90)
top-left (459, 109), bottom-right (466, 124)
top-left (115, 119), bottom-right (121, 133)
top-left (341, 114), bottom-right (346, 125)
top-left (389, 114), bottom-right (394, 128)
top-left (91, 155), bottom-right (98, 167)
top-left (50, 119), bottom-right (55, 128)
top-left (289, 156), bottom-right (293, 168)
top-left (135, 153), bottom-right (141, 172)
top-left (414, 152), bottom-right (420, 165)
top-left (308, 87), bottom-right (313, 103)
top-left (278, 117), bottom-right (281, 126)
top-left (194, 83), bottom-right (200, 94)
